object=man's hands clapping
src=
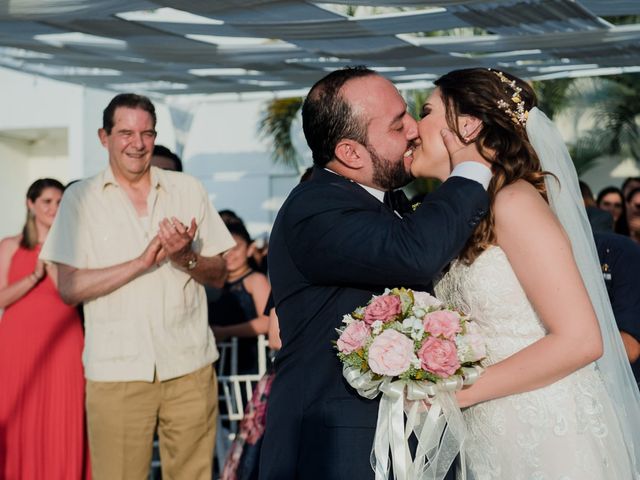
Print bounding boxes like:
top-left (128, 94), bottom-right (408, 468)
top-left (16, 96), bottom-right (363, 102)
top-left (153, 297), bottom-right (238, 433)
top-left (158, 217), bottom-right (197, 268)
top-left (138, 236), bottom-right (166, 270)
top-left (137, 216), bottom-right (198, 273)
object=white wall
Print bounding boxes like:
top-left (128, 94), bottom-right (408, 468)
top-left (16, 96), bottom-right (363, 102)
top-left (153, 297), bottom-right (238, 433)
top-left (0, 69), bottom-right (79, 236)
top-left (0, 127), bottom-right (71, 237)
top-left (0, 137), bottom-right (30, 238)
top-left (182, 99), bottom-right (301, 238)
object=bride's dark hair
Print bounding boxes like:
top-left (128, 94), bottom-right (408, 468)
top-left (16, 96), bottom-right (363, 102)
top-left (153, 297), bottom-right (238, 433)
top-left (435, 68), bottom-right (549, 264)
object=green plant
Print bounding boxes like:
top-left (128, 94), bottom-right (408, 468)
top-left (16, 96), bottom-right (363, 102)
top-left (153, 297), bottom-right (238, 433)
top-left (258, 97), bottom-right (303, 167)
top-left (569, 74), bottom-right (640, 171)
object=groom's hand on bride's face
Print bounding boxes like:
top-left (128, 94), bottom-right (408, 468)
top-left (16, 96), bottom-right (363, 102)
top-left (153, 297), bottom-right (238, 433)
top-left (441, 128), bottom-right (489, 171)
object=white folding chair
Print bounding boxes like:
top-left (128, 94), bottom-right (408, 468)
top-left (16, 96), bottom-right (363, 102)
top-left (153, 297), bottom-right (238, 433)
top-left (215, 334), bottom-right (269, 472)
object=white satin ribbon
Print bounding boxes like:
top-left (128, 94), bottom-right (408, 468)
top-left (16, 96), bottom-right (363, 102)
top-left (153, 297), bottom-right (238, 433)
top-left (343, 365), bottom-right (483, 480)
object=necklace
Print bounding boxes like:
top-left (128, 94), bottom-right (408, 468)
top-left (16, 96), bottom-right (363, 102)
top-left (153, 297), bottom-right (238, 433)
top-left (227, 266), bottom-right (253, 282)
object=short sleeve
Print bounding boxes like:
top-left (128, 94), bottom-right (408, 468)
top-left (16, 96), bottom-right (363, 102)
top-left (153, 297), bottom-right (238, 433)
top-left (193, 181), bottom-right (235, 257)
top-left (39, 187), bottom-right (89, 268)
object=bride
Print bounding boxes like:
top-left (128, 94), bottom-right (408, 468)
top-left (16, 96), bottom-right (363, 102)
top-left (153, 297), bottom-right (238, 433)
top-left (410, 68), bottom-right (640, 479)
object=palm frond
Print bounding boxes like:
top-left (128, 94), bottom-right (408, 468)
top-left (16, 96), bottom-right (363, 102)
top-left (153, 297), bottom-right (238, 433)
top-left (569, 127), bottom-right (616, 175)
top-left (405, 89), bottom-right (432, 120)
top-left (531, 78), bottom-right (576, 120)
top-left (552, 73), bottom-right (640, 174)
top-left (258, 97), bottom-right (304, 167)
top-left (577, 74), bottom-right (640, 158)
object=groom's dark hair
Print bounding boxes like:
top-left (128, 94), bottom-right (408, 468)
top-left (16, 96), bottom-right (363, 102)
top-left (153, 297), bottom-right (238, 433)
top-left (302, 66), bottom-right (376, 167)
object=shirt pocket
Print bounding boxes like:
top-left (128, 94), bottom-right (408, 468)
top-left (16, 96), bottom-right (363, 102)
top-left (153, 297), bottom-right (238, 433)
top-left (163, 271), bottom-right (200, 323)
top-left (88, 217), bottom-right (143, 268)
top-left (87, 319), bottom-right (139, 361)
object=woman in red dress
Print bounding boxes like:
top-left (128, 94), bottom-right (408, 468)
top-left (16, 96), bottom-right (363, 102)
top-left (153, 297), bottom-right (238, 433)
top-left (0, 178), bottom-right (90, 479)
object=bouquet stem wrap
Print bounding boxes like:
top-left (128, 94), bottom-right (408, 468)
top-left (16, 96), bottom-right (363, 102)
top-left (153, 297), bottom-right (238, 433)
top-left (344, 365), bottom-right (482, 480)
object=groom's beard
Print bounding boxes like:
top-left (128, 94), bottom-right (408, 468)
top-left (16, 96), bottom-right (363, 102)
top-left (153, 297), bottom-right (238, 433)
top-left (368, 143), bottom-right (414, 190)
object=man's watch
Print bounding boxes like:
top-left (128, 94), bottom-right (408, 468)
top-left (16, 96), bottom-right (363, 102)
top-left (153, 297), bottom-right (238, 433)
top-left (185, 254), bottom-right (198, 271)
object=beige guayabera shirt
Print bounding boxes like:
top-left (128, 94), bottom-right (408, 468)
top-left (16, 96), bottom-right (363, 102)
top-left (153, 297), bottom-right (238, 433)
top-left (40, 166), bottom-right (235, 382)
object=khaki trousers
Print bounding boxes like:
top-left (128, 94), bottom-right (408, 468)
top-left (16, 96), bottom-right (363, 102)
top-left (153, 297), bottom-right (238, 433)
top-left (86, 364), bottom-right (217, 480)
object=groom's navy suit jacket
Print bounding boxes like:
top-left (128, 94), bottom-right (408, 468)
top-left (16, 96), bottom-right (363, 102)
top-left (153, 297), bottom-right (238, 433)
top-left (259, 167), bottom-right (488, 479)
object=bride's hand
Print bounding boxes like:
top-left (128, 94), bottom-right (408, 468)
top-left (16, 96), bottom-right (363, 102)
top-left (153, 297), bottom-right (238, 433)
top-left (455, 385), bottom-right (474, 408)
top-left (441, 128), bottom-right (491, 172)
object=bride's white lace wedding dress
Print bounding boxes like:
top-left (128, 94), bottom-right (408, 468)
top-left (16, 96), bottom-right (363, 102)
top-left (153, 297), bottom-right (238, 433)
top-left (435, 245), bottom-right (634, 480)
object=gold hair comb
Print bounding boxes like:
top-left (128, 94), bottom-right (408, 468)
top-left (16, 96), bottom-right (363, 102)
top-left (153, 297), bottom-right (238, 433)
top-left (490, 69), bottom-right (528, 127)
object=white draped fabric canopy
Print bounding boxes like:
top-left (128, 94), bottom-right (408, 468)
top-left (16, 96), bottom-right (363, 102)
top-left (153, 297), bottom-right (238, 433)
top-left (0, 0), bottom-right (639, 97)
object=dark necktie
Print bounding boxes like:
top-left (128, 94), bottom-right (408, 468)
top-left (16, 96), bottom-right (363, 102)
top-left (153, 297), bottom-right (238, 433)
top-left (383, 189), bottom-right (412, 215)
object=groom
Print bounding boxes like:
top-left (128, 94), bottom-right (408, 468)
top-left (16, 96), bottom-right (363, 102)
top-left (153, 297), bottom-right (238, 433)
top-left (259, 67), bottom-right (490, 479)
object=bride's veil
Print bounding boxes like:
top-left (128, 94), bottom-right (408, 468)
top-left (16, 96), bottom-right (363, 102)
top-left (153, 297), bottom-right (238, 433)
top-left (526, 107), bottom-right (640, 474)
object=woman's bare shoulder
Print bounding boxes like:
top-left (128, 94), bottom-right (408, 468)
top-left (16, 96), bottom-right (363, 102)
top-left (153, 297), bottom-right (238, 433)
top-left (0, 235), bottom-right (21, 264)
top-left (493, 180), bottom-right (564, 246)
top-left (244, 271), bottom-right (269, 287)
top-left (0, 235), bottom-right (21, 252)
top-left (494, 180), bottom-right (551, 220)
top-left (495, 179), bottom-right (545, 207)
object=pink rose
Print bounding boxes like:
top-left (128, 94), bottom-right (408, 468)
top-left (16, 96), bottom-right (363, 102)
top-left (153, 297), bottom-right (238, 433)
top-left (363, 294), bottom-right (402, 325)
top-left (337, 321), bottom-right (370, 354)
top-left (418, 337), bottom-right (461, 378)
top-left (423, 310), bottom-right (462, 340)
top-left (368, 329), bottom-right (414, 376)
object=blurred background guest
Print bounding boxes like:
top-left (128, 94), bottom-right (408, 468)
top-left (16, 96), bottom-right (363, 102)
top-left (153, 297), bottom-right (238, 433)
top-left (218, 209), bottom-right (243, 226)
top-left (620, 177), bottom-right (640, 237)
top-left (597, 186), bottom-right (626, 234)
top-left (0, 178), bottom-right (90, 480)
top-left (626, 187), bottom-right (640, 245)
top-left (151, 144), bottom-right (183, 172)
top-left (622, 176), bottom-right (640, 201)
top-left (579, 181), bottom-right (614, 232)
top-left (594, 231), bottom-right (640, 387)
top-left (580, 180), bottom-right (640, 387)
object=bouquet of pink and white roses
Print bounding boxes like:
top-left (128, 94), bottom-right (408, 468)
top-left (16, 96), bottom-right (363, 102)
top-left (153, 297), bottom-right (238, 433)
top-left (336, 288), bottom-right (486, 480)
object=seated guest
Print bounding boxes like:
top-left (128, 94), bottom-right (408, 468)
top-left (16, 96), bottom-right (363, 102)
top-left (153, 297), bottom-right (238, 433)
top-left (209, 219), bottom-right (270, 375)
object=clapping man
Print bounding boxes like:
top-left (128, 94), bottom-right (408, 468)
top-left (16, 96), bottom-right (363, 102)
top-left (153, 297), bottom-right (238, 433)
top-left (41, 93), bottom-right (235, 480)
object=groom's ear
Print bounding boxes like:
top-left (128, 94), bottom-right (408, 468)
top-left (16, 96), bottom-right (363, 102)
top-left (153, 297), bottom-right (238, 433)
top-left (334, 139), bottom-right (364, 169)
top-left (459, 115), bottom-right (483, 142)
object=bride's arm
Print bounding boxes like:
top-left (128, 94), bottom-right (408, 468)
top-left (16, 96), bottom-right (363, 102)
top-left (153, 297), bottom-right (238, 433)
top-left (457, 180), bottom-right (603, 408)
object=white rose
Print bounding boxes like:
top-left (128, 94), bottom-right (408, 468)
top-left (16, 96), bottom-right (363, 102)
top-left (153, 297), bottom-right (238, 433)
top-left (342, 314), bottom-right (356, 325)
top-left (371, 320), bottom-right (384, 335)
top-left (413, 291), bottom-right (443, 310)
top-left (410, 355), bottom-right (422, 369)
top-left (456, 331), bottom-right (487, 363)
